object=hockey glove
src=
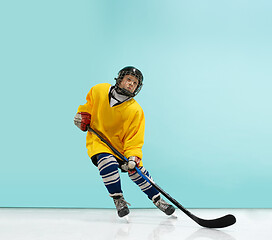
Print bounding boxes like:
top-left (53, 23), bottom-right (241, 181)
top-left (121, 156), bottom-right (141, 173)
top-left (74, 112), bottom-right (91, 131)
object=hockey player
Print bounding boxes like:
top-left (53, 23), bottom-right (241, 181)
top-left (74, 66), bottom-right (175, 218)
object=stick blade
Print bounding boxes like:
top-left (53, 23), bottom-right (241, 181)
top-left (195, 214), bottom-right (236, 228)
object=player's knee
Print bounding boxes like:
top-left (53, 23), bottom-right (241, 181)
top-left (97, 153), bottom-right (118, 174)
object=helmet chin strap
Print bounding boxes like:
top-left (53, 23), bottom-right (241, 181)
top-left (115, 85), bottom-right (135, 97)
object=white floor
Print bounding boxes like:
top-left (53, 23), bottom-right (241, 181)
top-left (0, 208), bottom-right (271, 240)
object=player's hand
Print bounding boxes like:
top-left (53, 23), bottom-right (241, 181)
top-left (120, 156), bottom-right (141, 173)
top-left (74, 112), bottom-right (91, 131)
top-left (127, 156), bottom-right (141, 173)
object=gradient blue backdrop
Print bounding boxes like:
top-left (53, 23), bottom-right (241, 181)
top-left (0, 0), bottom-right (271, 208)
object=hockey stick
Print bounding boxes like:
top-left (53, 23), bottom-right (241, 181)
top-left (87, 126), bottom-right (236, 228)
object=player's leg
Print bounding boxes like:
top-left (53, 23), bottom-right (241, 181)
top-left (96, 153), bottom-right (129, 217)
top-left (128, 166), bottom-right (175, 215)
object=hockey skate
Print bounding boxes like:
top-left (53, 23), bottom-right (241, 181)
top-left (111, 193), bottom-right (130, 218)
top-left (153, 195), bottom-right (175, 216)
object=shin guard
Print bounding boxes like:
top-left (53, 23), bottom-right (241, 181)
top-left (97, 153), bottom-right (122, 195)
top-left (128, 167), bottom-right (160, 200)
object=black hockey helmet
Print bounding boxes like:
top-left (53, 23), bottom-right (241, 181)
top-left (114, 66), bottom-right (143, 97)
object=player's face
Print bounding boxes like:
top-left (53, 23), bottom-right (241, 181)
top-left (119, 75), bottom-right (139, 93)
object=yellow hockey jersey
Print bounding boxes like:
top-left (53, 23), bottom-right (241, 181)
top-left (77, 83), bottom-right (145, 166)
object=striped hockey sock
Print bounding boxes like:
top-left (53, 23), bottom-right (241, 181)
top-left (97, 153), bottom-right (122, 195)
top-left (128, 167), bottom-right (160, 200)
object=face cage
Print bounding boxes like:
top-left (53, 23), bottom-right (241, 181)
top-left (115, 71), bottom-right (143, 97)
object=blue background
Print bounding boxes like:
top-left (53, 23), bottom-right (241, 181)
top-left (0, 0), bottom-right (271, 208)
